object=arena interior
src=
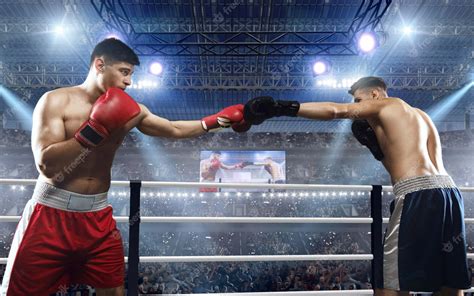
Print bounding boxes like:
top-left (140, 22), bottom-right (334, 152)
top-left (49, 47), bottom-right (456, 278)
top-left (0, 0), bottom-right (473, 295)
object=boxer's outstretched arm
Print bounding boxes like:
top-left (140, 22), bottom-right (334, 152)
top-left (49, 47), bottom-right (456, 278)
top-left (32, 92), bottom-right (89, 178)
top-left (297, 99), bottom-right (391, 120)
top-left (137, 104), bottom-right (206, 138)
top-left (220, 163), bottom-right (239, 170)
top-left (137, 103), bottom-right (247, 137)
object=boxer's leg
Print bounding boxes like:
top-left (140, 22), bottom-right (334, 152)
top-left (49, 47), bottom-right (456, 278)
top-left (96, 285), bottom-right (125, 296)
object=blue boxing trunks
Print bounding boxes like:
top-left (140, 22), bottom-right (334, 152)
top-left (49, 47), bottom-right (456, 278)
top-left (381, 175), bottom-right (471, 291)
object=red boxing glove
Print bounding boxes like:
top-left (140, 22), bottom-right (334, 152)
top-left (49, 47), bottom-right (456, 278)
top-left (210, 159), bottom-right (221, 170)
top-left (75, 88), bottom-right (140, 148)
top-left (201, 104), bottom-right (245, 132)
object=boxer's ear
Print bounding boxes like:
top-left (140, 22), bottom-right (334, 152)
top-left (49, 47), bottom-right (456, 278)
top-left (370, 88), bottom-right (379, 100)
top-left (94, 58), bottom-right (106, 73)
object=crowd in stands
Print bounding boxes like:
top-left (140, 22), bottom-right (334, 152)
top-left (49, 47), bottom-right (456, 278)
top-left (0, 128), bottom-right (472, 293)
top-left (0, 128), bottom-right (473, 149)
top-left (131, 261), bottom-right (373, 293)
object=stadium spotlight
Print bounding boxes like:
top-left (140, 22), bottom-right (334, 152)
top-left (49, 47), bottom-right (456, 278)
top-left (54, 26), bottom-right (64, 35)
top-left (106, 33), bottom-right (121, 40)
top-left (403, 26), bottom-right (413, 35)
top-left (358, 32), bottom-right (377, 53)
top-left (312, 60), bottom-right (330, 76)
top-left (149, 62), bottom-right (163, 76)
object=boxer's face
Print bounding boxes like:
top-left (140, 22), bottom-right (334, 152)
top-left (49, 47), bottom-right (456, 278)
top-left (352, 87), bottom-right (387, 103)
top-left (211, 153), bottom-right (221, 160)
top-left (94, 57), bottom-right (134, 91)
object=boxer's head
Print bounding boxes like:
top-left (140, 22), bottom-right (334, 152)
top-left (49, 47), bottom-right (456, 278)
top-left (210, 151), bottom-right (222, 160)
top-left (349, 76), bottom-right (388, 103)
top-left (90, 38), bottom-right (140, 92)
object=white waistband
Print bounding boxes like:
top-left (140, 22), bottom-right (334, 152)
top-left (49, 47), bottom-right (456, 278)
top-left (393, 175), bottom-right (456, 197)
top-left (32, 181), bottom-right (109, 212)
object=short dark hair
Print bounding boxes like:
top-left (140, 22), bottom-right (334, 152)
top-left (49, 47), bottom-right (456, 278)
top-left (90, 38), bottom-right (140, 66)
top-left (348, 76), bottom-right (387, 95)
top-left (211, 151), bottom-right (222, 155)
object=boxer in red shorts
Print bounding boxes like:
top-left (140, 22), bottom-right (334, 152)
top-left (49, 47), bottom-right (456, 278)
top-left (1, 38), bottom-right (249, 296)
top-left (199, 151), bottom-right (244, 192)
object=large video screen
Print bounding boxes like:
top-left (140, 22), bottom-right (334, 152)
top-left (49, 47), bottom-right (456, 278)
top-left (199, 151), bottom-right (286, 191)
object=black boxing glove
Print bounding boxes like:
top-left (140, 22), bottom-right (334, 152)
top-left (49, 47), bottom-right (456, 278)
top-left (351, 120), bottom-right (384, 161)
top-left (241, 161), bottom-right (254, 167)
top-left (243, 96), bottom-right (300, 125)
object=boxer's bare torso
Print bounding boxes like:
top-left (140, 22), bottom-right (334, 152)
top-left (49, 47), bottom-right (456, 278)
top-left (200, 159), bottom-right (219, 181)
top-left (298, 92), bottom-right (448, 185)
top-left (33, 86), bottom-right (146, 194)
top-left (251, 159), bottom-right (283, 181)
top-left (264, 161), bottom-right (283, 181)
top-left (366, 98), bottom-right (447, 184)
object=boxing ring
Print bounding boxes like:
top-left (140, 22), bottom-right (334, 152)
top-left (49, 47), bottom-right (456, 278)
top-left (1, 179), bottom-right (474, 296)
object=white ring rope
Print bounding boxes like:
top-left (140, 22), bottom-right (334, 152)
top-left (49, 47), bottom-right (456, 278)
top-left (0, 253), bottom-right (473, 263)
top-left (133, 254), bottom-right (374, 263)
top-left (0, 216), bottom-right (372, 224)
top-left (1, 253), bottom-right (473, 264)
top-left (133, 217), bottom-right (373, 224)
top-left (0, 179), bottom-right (373, 190)
top-left (0, 254), bottom-right (372, 265)
top-left (1, 179), bottom-right (473, 192)
top-left (6, 217), bottom-right (474, 224)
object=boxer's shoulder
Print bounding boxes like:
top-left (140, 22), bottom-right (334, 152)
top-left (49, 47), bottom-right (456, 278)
top-left (35, 88), bottom-right (72, 118)
top-left (46, 85), bottom-right (79, 97)
top-left (385, 97), bottom-right (410, 108)
top-left (378, 97), bottom-right (411, 115)
top-left (38, 87), bottom-right (76, 107)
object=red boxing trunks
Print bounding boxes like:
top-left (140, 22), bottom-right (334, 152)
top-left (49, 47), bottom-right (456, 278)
top-left (1, 181), bottom-right (124, 295)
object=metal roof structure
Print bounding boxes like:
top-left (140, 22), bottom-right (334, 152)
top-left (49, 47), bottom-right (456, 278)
top-left (0, 0), bottom-right (472, 132)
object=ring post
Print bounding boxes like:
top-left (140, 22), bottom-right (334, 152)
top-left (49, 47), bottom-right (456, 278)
top-left (370, 185), bottom-right (383, 288)
top-left (128, 180), bottom-right (141, 296)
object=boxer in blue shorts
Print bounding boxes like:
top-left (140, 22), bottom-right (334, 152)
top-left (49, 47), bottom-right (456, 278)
top-left (243, 76), bottom-right (471, 295)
